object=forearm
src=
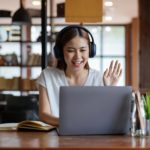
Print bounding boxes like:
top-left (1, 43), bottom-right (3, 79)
top-left (39, 112), bottom-right (59, 127)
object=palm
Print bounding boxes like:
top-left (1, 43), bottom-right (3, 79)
top-left (103, 60), bottom-right (122, 86)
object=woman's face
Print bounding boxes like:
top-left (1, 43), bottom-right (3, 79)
top-left (63, 36), bottom-right (89, 72)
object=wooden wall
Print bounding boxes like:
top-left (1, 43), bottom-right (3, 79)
top-left (131, 18), bottom-right (139, 90)
top-left (139, 0), bottom-right (150, 89)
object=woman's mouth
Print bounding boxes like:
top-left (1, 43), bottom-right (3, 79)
top-left (72, 60), bottom-right (83, 67)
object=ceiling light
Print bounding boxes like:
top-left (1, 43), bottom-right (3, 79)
top-left (104, 16), bottom-right (112, 21)
top-left (104, 1), bottom-right (113, 7)
top-left (32, 0), bottom-right (41, 6)
top-left (12, 0), bottom-right (31, 24)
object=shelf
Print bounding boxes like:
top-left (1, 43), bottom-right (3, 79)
top-left (0, 65), bottom-right (41, 67)
top-left (0, 41), bottom-right (20, 43)
top-left (0, 41), bottom-right (41, 43)
top-left (0, 89), bottom-right (38, 92)
top-left (0, 23), bottom-right (47, 95)
top-left (22, 65), bottom-right (41, 67)
top-left (0, 65), bottom-right (21, 67)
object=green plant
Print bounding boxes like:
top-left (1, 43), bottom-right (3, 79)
top-left (143, 93), bottom-right (150, 119)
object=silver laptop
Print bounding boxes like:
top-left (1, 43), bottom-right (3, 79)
top-left (58, 86), bottom-right (132, 136)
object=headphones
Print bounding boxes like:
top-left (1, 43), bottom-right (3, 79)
top-left (54, 25), bottom-right (96, 59)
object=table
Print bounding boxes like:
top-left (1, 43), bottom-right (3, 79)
top-left (0, 131), bottom-right (150, 150)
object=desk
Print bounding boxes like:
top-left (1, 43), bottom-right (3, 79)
top-left (0, 131), bottom-right (150, 150)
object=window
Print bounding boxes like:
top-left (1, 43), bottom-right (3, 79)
top-left (87, 25), bottom-right (126, 85)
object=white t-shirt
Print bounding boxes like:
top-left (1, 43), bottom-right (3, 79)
top-left (37, 67), bottom-right (103, 117)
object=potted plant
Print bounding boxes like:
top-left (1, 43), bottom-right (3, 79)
top-left (143, 93), bottom-right (150, 135)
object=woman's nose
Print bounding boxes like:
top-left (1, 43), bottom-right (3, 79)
top-left (74, 50), bottom-right (81, 58)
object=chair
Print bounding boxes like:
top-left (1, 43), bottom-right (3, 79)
top-left (1, 95), bottom-right (39, 123)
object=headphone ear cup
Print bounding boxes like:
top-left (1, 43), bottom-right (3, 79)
top-left (89, 42), bottom-right (96, 58)
top-left (54, 45), bottom-right (61, 59)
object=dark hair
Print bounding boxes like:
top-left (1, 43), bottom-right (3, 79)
top-left (56, 27), bottom-right (90, 70)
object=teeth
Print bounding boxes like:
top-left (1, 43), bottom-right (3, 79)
top-left (73, 60), bottom-right (82, 63)
top-left (73, 61), bottom-right (82, 64)
top-left (75, 61), bottom-right (81, 64)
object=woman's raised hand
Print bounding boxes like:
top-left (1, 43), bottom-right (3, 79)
top-left (103, 60), bottom-right (122, 86)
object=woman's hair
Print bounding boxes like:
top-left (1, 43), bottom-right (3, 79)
top-left (48, 52), bottom-right (57, 67)
top-left (55, 27), bottom-right (91, 70)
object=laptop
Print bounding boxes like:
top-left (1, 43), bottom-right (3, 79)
top-left (58, 86), bottom-right (132, 136)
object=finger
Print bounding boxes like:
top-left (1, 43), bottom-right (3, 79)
top-left (118, 68), bottom-right (122, 78)
top-left (115, 62), bottom-right (121, 75)
top-left (108, 60), bottom-right (114, 75)
top-left (103, 69), bottom-right (109, 77)
top-left (112, 60), bottom-right (119, 74)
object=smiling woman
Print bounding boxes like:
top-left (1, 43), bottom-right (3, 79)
top-left (36, 25), bottom-right (122, 127)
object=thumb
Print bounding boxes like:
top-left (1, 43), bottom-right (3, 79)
top-left (103, 69), bottom-right (109, 77)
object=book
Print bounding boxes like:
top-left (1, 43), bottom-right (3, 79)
top-left (0, 123), bottom-right (18, 131)
top-left (135, 91), bottom-right (145, 133)
top-left (0, 120), bottom-right (55, 131)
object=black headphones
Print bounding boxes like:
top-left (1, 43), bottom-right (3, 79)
top-left (54, 25), bottom-right (96, 59)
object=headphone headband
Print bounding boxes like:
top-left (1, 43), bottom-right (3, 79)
top-left (58, 25), bottom-right (95, 43)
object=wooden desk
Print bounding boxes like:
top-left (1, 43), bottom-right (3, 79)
top-left (0, 131), bottom-right (150, 150)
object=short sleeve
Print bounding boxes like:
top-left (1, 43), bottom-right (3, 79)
top-left (36, 71), bottom-right (46, 89)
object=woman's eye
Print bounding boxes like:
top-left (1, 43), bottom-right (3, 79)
top-left (80, 49), bottom-right (86, 52)
top-left (67, 49), bottom-right (75, 52)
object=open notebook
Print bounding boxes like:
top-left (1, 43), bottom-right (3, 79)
top-left (0, 120), bottom-right (55, 131)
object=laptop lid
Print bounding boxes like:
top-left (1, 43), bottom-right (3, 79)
top-left (58, 86), bottom-right (132, 136)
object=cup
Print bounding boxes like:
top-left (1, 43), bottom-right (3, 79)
top-left (146, 119), bottom-right (150, 135)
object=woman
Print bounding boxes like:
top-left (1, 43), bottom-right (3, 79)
top-left (37, 25), bottom-right (122, 126)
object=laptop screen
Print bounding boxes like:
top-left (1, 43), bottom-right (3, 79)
top-left (59, 86), bottom-right (132, 135)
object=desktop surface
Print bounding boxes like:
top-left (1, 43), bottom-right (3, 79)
top-left (0, 131), bottom-right (150, 150)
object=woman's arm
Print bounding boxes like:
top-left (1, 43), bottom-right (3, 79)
top-left (39, 85), bottom-right (59, 126)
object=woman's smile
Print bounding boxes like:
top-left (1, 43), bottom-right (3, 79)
top-left (72, 59), bottom-right (84, 68)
